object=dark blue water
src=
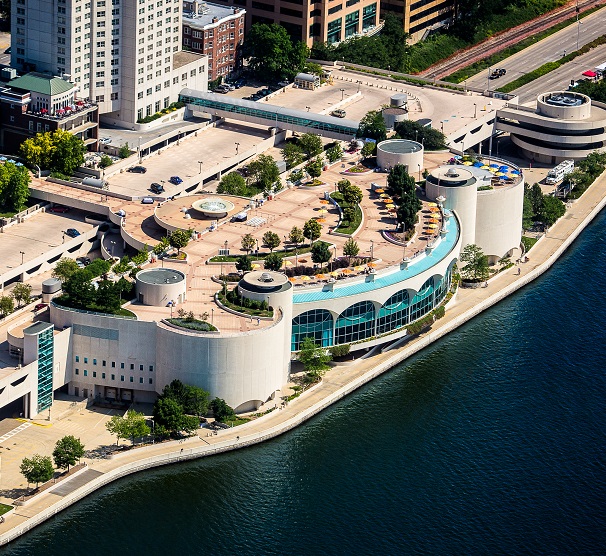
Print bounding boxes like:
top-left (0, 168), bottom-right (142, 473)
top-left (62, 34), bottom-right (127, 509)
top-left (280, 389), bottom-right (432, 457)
top-left (6, 212), bottom-right (606, 555)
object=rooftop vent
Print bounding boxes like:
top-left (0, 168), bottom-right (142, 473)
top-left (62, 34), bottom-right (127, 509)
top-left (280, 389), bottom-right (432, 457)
top-left (445, 168), bottom-right (459, 177)
top-left (259, 272), bottom-right (274, 283)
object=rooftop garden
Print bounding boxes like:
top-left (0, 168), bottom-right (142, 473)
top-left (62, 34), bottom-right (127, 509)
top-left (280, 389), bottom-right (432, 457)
top-left (218, 286), bottom-right (273, 318)
top-left (168, 309), bottom-right (217, 332)
top-left (331, 180), bottom-right (363, 235)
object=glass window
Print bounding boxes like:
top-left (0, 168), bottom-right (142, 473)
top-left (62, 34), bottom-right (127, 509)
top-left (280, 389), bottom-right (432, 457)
top-left (344, 10), bottom-right (359, 38)
top-left (376, 289), bottom-right (410, 335)
top-left (130, 376), bottom-right (134, 382)
top-left (121, 375), bottom-right (124, 381)
top-left (93, 371), bottom-right (97, 378)
top-left (75, 368), bottom-right (80, 375)
top-left (121, 362), bottom-right (125, 369)
top-left (327, 18), bottom-right (342, 43)
top-left (149, 378), bottom-right (153, 384)
top-left (149, 365), bottom-right (154, 372)
top-left (112, 361), bottom-right (116, 368)
top-left (93, 358), bottom-right (97, 365)
top-left (335, 301), bottom-right (375, 345)
top-left (102, 360), bottom-right (106, 366)
top-left (409, 277), bottom-right (435, 322)
top-left (362, 2), bottom-right (376, 30)
top-left (84, 370), bottom-right (88, 376)
top-left (140, 377), bottom-right (144, 383)
top-left (75, 356), bottom-right (80, 362)
top-left (84, 357), bottom-right (88, 364)
top-left (102, 373), bottom-right (106, 379)
top-left (111, 374), bottom-right (115, 380)
top-left (291, 309), bottom-right (333, 351)
top-left (130, 363), bottom-right (135, 370)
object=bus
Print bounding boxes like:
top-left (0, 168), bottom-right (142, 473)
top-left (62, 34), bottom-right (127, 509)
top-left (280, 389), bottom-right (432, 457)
top-left (546, 160), bottom-right (574, 185)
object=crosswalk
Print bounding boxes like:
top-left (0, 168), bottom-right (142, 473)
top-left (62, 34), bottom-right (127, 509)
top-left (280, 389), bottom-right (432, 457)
top-left (0, 422), bottom-right (32, 444)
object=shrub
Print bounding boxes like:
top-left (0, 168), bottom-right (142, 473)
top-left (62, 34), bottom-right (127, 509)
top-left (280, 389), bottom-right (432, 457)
top-left (329, 344), bottom-right (350, 357)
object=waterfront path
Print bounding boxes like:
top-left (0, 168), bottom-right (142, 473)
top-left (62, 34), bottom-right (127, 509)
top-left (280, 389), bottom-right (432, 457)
top-left (1, 170), bottom-right (606, 545)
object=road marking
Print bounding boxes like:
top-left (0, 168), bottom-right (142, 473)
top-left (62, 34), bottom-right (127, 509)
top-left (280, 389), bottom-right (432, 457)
top-left (0, 422), bottom-right (32, 444)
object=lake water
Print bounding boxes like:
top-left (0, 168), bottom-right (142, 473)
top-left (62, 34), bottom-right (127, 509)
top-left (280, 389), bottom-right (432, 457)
top-left (5, 211), bottom-right (606, 555)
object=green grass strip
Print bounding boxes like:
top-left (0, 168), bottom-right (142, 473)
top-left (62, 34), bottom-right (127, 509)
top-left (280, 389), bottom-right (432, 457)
top-left (497, 34), bottom-right (606, 93)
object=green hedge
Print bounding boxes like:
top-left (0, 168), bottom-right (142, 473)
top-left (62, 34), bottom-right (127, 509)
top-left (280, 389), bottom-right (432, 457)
top-left (137, 102), bottom-right (185, 124)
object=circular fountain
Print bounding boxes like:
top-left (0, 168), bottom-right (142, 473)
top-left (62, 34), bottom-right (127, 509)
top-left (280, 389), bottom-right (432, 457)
top-left (191, 197), bottom-right (235, 218)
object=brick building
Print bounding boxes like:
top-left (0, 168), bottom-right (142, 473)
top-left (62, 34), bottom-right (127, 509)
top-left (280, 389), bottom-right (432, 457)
top-left (182, 2), bottom-right (245, 81)
top-left (0, 72), bottom-right (99, 155)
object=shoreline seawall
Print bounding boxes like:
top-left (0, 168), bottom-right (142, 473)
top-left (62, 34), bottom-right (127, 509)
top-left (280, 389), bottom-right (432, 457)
top-left (1, 171), bottom-right (606, 546)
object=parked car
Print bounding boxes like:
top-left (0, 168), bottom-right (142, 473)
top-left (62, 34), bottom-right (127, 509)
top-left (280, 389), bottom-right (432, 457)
top-left (76, 260), bottom-right (85, 268)
top-left (77, 256), bottom-right (92, 266)
top-left (127, 166), bottom-right (147, 173)
top-left (65, 228), bottom-right (81, 238)
top-left (331, 109), bottom-right (347, 118)
top-left (169, 176), bottom-right (183, 185)
top-left (34, 303), bottom-right (48, 311)
top-left (99, 137), bottom-right (112, 145)
top-left (234, 78), bottom-right (246, 88)
top-left (278, 80), bottom-right (291, 87)
top-left (215, 84), bottom-right (230, 94)
top-left (150, 182), bottom-right (164, 194)
top-left (50, 205), bottom-right (70, 213)
top-left (141, 197), bottom-right (154, 204)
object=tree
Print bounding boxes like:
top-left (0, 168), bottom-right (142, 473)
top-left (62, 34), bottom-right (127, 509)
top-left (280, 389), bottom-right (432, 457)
top-left (539, 195), bottom-right (566, 226)
top-left (12, 283), bottom-right (32, 307)
top-left (522, 196), bottom-right (534, 230)
top-left (298, 133), bottom-right (323, 159)
top-left (153, 236), bottom-right (170, 256)
top-left (289, 226), bottom-right (305, 248)
top-left (236, 255), bottom-right (253, 272)
top-left (218, 172), bottom-right (248, 196)
top-left (210, 397), bottom-right (236, 422)
top-left (298, 337), bottom-right (332, 374)
top-left (99, 154), bottom-right (113, 168)
top-left (393, 120), bottom-right (447, 150)
top-left (21, 129), bottom-right (85, 176)
top-left (153, 397), bottom-right (187, 434)
top-left (0, 162), bottom-right (31, 212)
top-left (62, 271), bottom-right (97, 308)
top-left (262, 230), bottom-right (281, 252)
top-left (264, 252), bottom-right (283, 271)
top-left (248, 154), bottom-right (280, 194)
top-left (326, 143), bottom-right (343, 163)
top-left (52, 435), bottom-right (85, 472)
top-left (311, 241), bottom-right (332, 265)
top-left (283, 142), bottom-right (305, 169)
top-left (124, 411), bottom-right (150, 445)
top-left (52, 257), bottom-right (80, 283)
top-left (241, 233), bottom-right (256, 255)
top-left (343, 206), bottom-right (357, 225)
top-left (106, 414), bottom-right (130, 445)
top-left (528, 183), bottom-right (544, 218)
top-left (86, 258), bottom-right (112, 278)
top-left (118, 143), bottom-right (131, 159)
top-left (0, 295), bottom-right (14, 317)
top-left (361, 142), bottom-right (377, 159)
top-left (20, 454), bottom-right (54, 490)
top-left (159, 380), bottom-right (210, 419)
top-left (169, 229), bottom-right (190, 255)
top-left (305, 158), bottom-right (323, 179)
top-left (112, 256), bottom-right (131, 276)
top-left (242, 23), bottom-right (309, 80)
top-left (356, 110), bottom-right (387, 142)
top-left (303, 219), bottom-right (322, 244)
top-left (387, 165), bottom-right (421, 231)
top-left (459, 244), bottom-right (490, 282)
top-left (343, 238), bottom-right (360, 261)
top-left (131, 247), bottom-right (149, 266)
top-left (342, 184), bottom-right (363, 205)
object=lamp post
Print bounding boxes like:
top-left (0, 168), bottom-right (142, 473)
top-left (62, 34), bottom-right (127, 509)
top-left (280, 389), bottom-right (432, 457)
top-left (110, 240), bottom-right (116, 257)
top-left (306, 106), bottom-right (311, 112)
top-left (150, 418), bottom-right (155, 444)
top-left (440, 120), bottom-right (444, 133)
top-left (487, 67), bottom-right (491, 92)
top-left (138, 136), bottom-right (142, 163)
top-left (198, 160), bottom-right (203, 174)
top-left (473, 103), bottom-right (477, 118)
top-left (357, 80), bottom-right (362, 92)
top-left (340, 88), bottom-right (345, 101)
top-left (370, 239), bottom-right (374, 261)
top-left (160, 180), bottom-right (166, 191)
top-left (417, 164), bottom-right (421, 181)
top-left (235, 142), bottom-right (240, 155)
top-left (211, 307), bottom-right (214, 324)
top-left (20, 251), bottom-right (25, 265)
top-left (177, 130), bottom-right (181, 145)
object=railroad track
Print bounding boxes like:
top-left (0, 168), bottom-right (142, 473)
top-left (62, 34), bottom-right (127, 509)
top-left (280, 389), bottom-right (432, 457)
top-left (418, 0), bottom-right (606, 80)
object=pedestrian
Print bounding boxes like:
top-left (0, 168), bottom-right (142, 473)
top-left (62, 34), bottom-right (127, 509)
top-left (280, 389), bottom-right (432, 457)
top-left (257, 317), bottom-right (260, 326)
top-left (236, 436), bottom-right (240, 441)
top-left (517, 267), bottom-right (521, 275)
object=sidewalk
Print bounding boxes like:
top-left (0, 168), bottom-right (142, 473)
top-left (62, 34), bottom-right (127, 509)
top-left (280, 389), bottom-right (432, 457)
top-left (1, 169), bottom-right (606, 545)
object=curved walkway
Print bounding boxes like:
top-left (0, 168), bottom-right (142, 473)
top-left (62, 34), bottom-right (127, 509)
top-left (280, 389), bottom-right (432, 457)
top-left (1, 170), bottom-right (605, 546)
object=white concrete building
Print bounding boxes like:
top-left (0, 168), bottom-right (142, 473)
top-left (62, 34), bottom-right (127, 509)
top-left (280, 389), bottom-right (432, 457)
top-left (11, 0), bottom-right (208, 127)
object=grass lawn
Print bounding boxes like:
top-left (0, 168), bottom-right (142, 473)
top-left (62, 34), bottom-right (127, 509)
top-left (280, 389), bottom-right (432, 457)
top-left (0, 503), bottom-right (13, 516)
top-left (331, 192), bottom-right (362, 235)
top-left (218, 291), bottom-right (273, 318)
top-left (221, 417), bottom-right (251, 427)
top-left (521, 235), bottom-right (538, 252)
top-left (210, 245), bottom-right (312, 263)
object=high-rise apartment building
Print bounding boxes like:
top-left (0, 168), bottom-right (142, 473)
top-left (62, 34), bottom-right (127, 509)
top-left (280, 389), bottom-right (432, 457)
top-left (11, 0), bottom-right (209, 127)
top-left (380, 0), bottom-right (454, 42)
top-left (207, 0), bottom-right (379, 47)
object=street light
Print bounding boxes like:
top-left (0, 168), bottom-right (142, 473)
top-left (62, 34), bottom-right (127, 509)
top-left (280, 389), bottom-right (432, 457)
top-left (110, 240), bottom-right (116, 257)
top-left (370, 240), bottom-right (374, 261)
top-left (440, 120), bottom-right (444, 133)
top-left (20, 251), bottom-right (25, 265)
top-left (305, 106), bottom-right (311, 112)
top-left (577, 19), bottom-right (583, 51)
top-left (177, 130), bottom-right (181, 144)
top-left (417, 164), bottom-right (421, 181)
top-left (138, 136), bottom-right (142, 162)
top-left (198, 160), bottom-right (203, 174)
top-left (357, 80), bottom-right (362, 92)
top-left (150, 418), bottom-right (155, 444)
top-left (235, 142), bottom-right (240, 155)
top-left (340, 88), bottom-right (345, 101)
top-left (473, 103), bottom-right (477, 118)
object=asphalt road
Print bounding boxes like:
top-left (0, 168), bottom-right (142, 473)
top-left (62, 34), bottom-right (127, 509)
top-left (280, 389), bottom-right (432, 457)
top-left (514, 44), bottom-right (606, 103)
top-left (464, 6), bottom-right (606, 91)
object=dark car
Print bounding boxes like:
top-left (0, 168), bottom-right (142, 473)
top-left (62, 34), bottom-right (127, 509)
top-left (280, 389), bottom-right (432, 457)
top-left (34, 303), bottom-right (48, 311)
top-left (169, 176), bottom-right (183, 185)
top-left (65, 228), bottom-right (81, 238)
top-left (77, 256), bottom-right (92, 266)
top-left (150, 182), bottom-right (164, 193)
top-left (50, 205), bottom-right (70, 213)
top-left (127, 166), bottom-right (147, 173)
top-left (497, 68), bottom-right (507, 76)
top-left (234, 78), bottom-right (246, 88)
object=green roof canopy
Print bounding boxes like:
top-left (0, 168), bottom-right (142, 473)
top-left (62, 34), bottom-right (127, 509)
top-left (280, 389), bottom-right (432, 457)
top-left (8, 72), bottom-right (75, 96)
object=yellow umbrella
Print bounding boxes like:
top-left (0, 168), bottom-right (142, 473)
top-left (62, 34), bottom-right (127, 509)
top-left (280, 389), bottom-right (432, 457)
top-left (427, 223), bottom-right (438, 229)
top-left (462, 161), bottom-right (472, 166)
top-left (342, 268), bottom-right (353, 274)
top-left (367, 262), bottom-right (376, 268)
top-left (319, 199), bottom-right (329, 204)
top-left (429, 206), bottom-right (440, 212)
top-left (354, 266), bottom-right (364, 272)
top-left (382, 198), bottom-right (393, 204)
top-left (489, 168), bottom-right (497, 173)
top-left (317, 217), bottom-right (326, 223)
top-left (301, 275), bottom-right (311, 281)
top-left (428, 218), bottom-right (440, 224)
top-left (495, 172), bottom-right (506, 177)
top-left (386, 203), bottom-right (395, 209)
top-left (282, 260), bottom-right (292, 267)
top-left (330, 270), bottom-right (339, 277)
top-left (252, 263), bottom-right (261, 270)
top-left (318, 208), bottom-right (328, 215)
top-left (315, 273), bottom-right (326, 280)
top-left (427, 202), bottom-right (438, 207)
top-left (481, 165), bottom-right (490, 169)
top-left (375, 188), bottom-right (384, 193)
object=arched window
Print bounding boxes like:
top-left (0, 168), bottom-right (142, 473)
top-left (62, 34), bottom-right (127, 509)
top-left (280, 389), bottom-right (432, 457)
top-left (291, 309), bottom-right (333, 351)
top-left (434, 264), bottom-right (454, 306)
top-left (409, 277), bottom-right (435, 322)
top-left (335, 301), bottom-right (375, 345)
top-left (376, 289), bottom-right (410, 335)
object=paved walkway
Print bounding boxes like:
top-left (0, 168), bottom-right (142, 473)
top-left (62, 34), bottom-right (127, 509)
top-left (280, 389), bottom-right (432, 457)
top-left (1, 169), bottom-right (605, 545)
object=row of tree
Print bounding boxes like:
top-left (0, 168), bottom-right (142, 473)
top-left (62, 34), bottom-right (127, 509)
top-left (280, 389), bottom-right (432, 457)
top-left (218, 154), bottom-right (281, 198)
top-left (20, 435), bottom-right (85, 490)
top-left (21, 129), bottom-right (86, 177)
top-left (0, 283), bottom-right (33, 317)
top-left (386, 164), bottom-right (422, 233)
top-left (0, 161), bottom-right (30, 213)
top-left (523, 183), bottom-right (566, 229)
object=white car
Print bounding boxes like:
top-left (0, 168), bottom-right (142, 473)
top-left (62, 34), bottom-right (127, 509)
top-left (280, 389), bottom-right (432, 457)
top-left (99, 137), bottom-right (112, 145)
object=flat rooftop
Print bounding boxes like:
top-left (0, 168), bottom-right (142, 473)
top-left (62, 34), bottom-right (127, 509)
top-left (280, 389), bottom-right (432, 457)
top-left (137, 268), bottom-right (185, 285)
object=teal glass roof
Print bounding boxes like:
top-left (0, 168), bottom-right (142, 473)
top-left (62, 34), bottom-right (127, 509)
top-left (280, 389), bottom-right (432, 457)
top-left (293, 216), bottom-right (459, 304)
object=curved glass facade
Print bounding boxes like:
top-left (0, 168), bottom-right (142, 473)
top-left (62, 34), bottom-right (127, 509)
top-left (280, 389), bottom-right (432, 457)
top-left (291, 267), bottom-right (453, 350)
top-left (291, 309), bottom-right (334, 351)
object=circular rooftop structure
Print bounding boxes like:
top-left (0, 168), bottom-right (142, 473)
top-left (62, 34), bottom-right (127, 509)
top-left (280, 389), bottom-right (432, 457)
top-left (377, 139), bottom-right (424, 171)
top-left (537, 91), bottom-right (591, 120)
top-left (136, 268), bottom-right (186, 306)
top-left (239, 270), bottom-right (291, 293)
top-left (191, 197), bottom-right (235, 218)
top-left (426, 166), bottom-right (476, 187)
